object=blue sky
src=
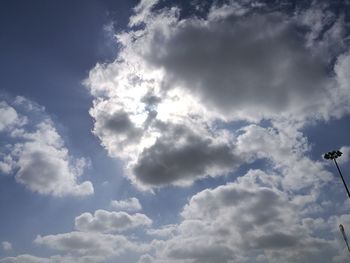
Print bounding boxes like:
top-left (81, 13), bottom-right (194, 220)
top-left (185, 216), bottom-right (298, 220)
top-left (1, 0), bottom-right (350, 262)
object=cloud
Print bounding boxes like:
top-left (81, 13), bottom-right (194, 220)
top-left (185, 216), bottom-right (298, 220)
top-left (86, 0), bottom-right (350, 190)
top-left (0, 255), bottom-right (50, 263)
top-left (332, 53), bottom-right (350, 118)
top-left (4, 1), bottom-right (350, 263)
top-left (90, 106), bottom-right (143, 156)
top-left (0, 97), bottom-right (93, 197)
top-left (1, 208), bottom-right (151, 263)
top-left (133, 124), bottom-right (240, 186)
top-left (0, 154), bottom-right (15, 174)
top-left (146, 224), bottom-right (178, 238)
top-left (34, 231), bottom-right (147, 262)
top-left (235, 124), bottom-right (332, 191)
top-left (111, 197), bottom-right (142, 211)
top-left (141, 12), bottom-right (330, 121)
top-left (142, 170), bottom-right (342, 263)
top-left (138, 254), bottom-right (155, 263)
top-left (0, 102), bottom-right (25, 131)
top-left (88, 87), bottom-right (241, 188)
top-left (297, 1), bottom-right (347, 60)
top-left (338, 146), bottom-right (350, 165)
top-left (129, 0), bottom-right (159, 26)
top-left (1, 241), bottom-right (12, 251)
top-left (74, 210), bottom-right (152, 233)
top-left (0, 254), bottom-right (117, 263)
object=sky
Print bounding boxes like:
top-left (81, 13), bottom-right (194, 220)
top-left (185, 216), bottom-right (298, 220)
top-left (1, 0), bottom-right (350, 262)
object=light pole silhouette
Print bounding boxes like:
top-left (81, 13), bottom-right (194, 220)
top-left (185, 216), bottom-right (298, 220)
top-left (324, 150), bottom-right (350, 199)
top-left (324, 150), bottom-right (350, 255)
top-left (340, 224), bottom-right (350, 253)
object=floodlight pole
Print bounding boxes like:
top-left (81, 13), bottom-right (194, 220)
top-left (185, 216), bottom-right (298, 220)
top-left (333, 158), bottom-right (350, 200)
top-left (340, 224), bottom-right (350, 253)
top-left (324, 150), bottom-right (350, 200)
top-left (325, 151), bottom-right (350, 256)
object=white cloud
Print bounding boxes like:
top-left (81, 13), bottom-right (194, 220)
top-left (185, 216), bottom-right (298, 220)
top-left (235, 124), bottom-right (332, 192)
top-left (0, 97), bottom-right (93, 197)
top-left (338, 146), bottom-right (350, 165)
top-left (129, 0), bottom-right (159, 26)
top-left (74, 209), bottom-right (152, 233)
top-left (1, 209), bottom-right (151, 263)
top-left (0, 102), bottom-right (25, 132)
top-left (142, 171), bottom-right (342, 263)
top-left (332, 53), bottom-right (350, 118)
top-left (1, 241), bottom-right (12, 251)
top-left (111, 197), bottom-right (142, 211)
top-left (297, 1), bottom-right (347, 60)
top-left (0, 154), bottom-right (15, 174)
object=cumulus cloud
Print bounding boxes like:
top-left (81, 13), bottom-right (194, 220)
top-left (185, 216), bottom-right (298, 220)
top-left (111, 197), bottom-right (142, 211)
top-left (74, 209), bottom-right (152, 233)
top-left (141, 170), bottom-right (342, 263)
top-left (0, 97), bottom-right (93, 197)
top-left (133, 124), bottom-right (239, 186)
top-left (88, 90), bottom-right (242, 188)
top-left (86, 0), bottom-right (350, 190)
top-left (1, 209), bottom-right (150, 263)
top-left (141, 13), bottom-right (331, 121)
top-left (235, 124), bottom-right (332, 191)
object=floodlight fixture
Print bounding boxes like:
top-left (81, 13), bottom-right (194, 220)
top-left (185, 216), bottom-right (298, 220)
top-left (324, 150), bottom-right (343, 160)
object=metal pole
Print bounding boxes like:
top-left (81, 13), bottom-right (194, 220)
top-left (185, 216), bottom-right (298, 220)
top-left (333, 158), bottom-right (350, 199)
top-left (340, 224), bottom-right (350, 254)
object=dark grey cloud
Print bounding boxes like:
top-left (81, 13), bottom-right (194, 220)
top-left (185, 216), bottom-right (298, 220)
top-left (104, 111), bottom-right (136, 133)
top-left (133, 124), bottom-right (239, 186)
top-left (167, 243), bottom-right (233, 263)
top-left (142, 13), bottom-right (329, 120)
top-left (92, 109), bottom-right (142, 144)
top-left (252, 232), bottom-right (298, 249)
